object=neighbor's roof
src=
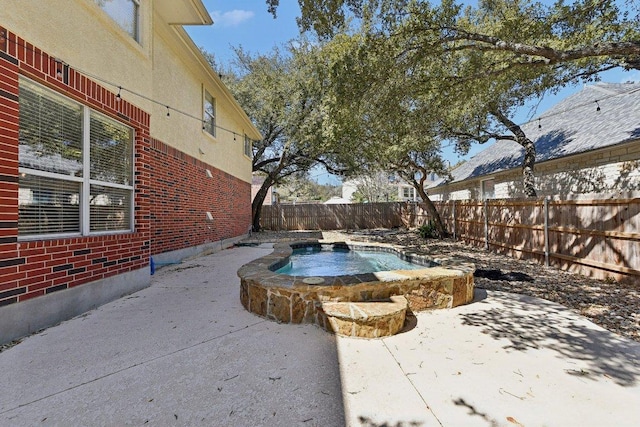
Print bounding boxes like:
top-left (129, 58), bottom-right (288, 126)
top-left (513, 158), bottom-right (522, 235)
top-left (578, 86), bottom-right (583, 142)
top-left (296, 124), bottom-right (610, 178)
top-left (431, 82), bottom-right (640, 187)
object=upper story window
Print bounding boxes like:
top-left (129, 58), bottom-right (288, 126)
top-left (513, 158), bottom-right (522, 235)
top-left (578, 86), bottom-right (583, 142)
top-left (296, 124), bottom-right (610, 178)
top-left (18, 77), bottom-right (134, 238)
top-left (244, 134), bottom-right (252, 158)
top-left (94, 0), bottom-right (140, 42)
top-left (402, 187), bottom-right (413, 199)
top-left (203, 90), bottom-right (216, 137)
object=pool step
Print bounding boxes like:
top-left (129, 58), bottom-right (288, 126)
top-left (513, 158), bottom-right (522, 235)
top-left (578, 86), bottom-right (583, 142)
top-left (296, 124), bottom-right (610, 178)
top-left (318, 295), bottom-right (408, 338)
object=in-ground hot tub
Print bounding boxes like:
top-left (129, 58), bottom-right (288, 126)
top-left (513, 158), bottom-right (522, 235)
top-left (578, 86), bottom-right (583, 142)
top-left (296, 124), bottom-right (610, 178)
top-left (238, 241), bottom-right (475, 337)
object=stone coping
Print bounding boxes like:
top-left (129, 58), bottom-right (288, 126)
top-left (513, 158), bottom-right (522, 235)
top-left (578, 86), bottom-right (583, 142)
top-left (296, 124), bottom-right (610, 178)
top-left (237, 240), bottom-right (475, 290)
top-left (319, 295), bottom-right (409, 338)
top-left (238, 240), bottom-right (475, 333)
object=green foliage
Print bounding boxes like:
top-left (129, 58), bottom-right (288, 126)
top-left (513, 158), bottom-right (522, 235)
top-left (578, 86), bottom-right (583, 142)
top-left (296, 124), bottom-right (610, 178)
top-left (418, 221), bottom-right (438, 239)
top-left (201, 41), bottom-right (351, 229)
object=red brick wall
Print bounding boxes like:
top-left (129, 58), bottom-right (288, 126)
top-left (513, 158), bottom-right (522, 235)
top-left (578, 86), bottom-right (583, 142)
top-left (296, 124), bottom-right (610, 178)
top-left (149, 138), bottom-right (251, 256)
top-left (0, 27), bottom-right (252, 308)
top-left (0, 27), bottom-right (151, 306)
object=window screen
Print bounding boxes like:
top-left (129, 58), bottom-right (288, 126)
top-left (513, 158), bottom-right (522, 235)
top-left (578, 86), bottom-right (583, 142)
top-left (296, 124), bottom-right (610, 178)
top-left (204, 90), bottom-right (216, 137)
top-left (90, 185), bottom-right (132, 232)
top-left (90, 111), bottom-right (133, 186)
top-left (94, 0), bottom-right (140, 41)
top-left (19, 80), bottom-right (83, 176)
top-left (244, 134), bottom-right (252, 157)
top-left (18, 174), bottom-right (81, 235)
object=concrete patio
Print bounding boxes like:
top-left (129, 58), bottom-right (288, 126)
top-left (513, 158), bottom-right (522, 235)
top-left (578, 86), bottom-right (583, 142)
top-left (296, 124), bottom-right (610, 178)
top-left (1, 243), bottom-right (639, 426)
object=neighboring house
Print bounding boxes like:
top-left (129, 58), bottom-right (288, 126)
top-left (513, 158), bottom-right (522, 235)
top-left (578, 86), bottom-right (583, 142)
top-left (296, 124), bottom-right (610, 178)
top-left (343, 173), bottom-right (437, 202)
top-left (324, 196), bottom-right (352, 204)
top-left (429, 82), bottom-right (640, 200)
top-left (0, 0), bottom-right (261, 344)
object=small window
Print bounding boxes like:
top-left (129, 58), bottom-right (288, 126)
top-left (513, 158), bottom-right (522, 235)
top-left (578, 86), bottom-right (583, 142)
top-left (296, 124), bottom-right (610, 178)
top-left (482, 179), bottom-right (495, 200)
top-left (244, 134), bottom-right (252, 158)
top-left (204, 90), bottom-right (215, 137)
top-left (94, 0), bottom-right (140, 42)
top-left (402, 187), bottom-right (414, 200)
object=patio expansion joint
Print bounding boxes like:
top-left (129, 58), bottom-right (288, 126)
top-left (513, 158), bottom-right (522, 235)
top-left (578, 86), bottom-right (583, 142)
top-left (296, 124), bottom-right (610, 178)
top-left (381, 339), bottom-right (444, 426)
top-left (0, 319), bottom-right (268, 416)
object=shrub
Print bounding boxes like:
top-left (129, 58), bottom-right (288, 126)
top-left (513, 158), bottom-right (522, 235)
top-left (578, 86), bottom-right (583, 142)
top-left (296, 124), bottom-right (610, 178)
top-left (418, 221), bottom-right (438, 239)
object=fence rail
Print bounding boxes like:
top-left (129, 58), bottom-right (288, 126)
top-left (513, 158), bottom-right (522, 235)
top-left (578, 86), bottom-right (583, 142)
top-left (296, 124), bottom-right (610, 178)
top-left (260, 198), bottom-right (640, 283)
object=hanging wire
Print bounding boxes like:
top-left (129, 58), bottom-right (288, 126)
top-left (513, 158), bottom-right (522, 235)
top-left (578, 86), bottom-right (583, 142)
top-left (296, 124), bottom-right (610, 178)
top-left (2, 30), bottom-right (637, 151)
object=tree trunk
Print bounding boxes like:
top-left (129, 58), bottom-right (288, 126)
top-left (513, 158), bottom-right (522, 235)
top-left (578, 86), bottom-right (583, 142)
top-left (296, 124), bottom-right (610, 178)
top-left (491, 110), bottom-right (537, 197)
top-left (521, 138), bottom-right (537, 197)
top-left (414, 184), bottom-right (448, 238)
top-left (251, 175), bottom-right (275, 231)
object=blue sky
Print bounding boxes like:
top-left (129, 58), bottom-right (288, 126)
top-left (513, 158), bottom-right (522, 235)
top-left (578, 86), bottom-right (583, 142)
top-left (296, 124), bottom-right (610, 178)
top-left (186, 1), bottom-right (640, 184)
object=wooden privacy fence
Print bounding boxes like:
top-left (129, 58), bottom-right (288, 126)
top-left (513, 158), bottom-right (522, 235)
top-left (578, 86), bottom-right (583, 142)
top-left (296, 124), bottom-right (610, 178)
top-left (260, 198), bottom-right (639, 283)
top-left (260, 202), bottom-right (409, 231)
top-left (431, 198), bottom-right (640, 283)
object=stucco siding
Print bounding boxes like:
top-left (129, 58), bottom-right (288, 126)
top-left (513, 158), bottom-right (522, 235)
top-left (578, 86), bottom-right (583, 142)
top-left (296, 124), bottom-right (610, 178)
top-left (0, 0), bottom-right (257, 184)
top-left (0, 0), bottom-right (154, 113)
top-left (151, 23), bottom-right (253, 183)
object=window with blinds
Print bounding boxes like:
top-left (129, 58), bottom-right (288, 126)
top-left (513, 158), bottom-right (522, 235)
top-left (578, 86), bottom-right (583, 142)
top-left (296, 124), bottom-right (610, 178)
top-left (18, 77), bottom-right (134, 238)
top-left (94, 0), bottom-right (140, 42)
top-left (18, 175), bottom-right (81, 235)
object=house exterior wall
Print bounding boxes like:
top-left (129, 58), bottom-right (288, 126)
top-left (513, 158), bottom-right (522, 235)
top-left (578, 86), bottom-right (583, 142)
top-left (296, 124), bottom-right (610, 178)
top-left (429, 140), bottom-right (640, 201)
top-left (151, 24), bottom-right (256, 182)
top-left (0, 0), bottom-right (258, 183)
top-left (0, 26), bottom-right (152, 342)
top-left (149, 138), bottom-right (251, 256)
top-left (0, 1), bottom-right (258, 343)
top-left (0, 0), bottom-right (154, 112)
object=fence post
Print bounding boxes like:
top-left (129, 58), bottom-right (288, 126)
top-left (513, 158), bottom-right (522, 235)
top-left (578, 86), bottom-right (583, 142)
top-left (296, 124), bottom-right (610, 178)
top-left (484, 199), bottom-right (489, 250)
top-left (544, 196), bottom-right (550, 267)
top-left (452, 200), bottom-right (457, 240)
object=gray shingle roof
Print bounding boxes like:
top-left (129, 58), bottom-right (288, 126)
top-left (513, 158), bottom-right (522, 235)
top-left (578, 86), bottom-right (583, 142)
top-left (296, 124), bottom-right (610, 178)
top-left (431, 82), bottom-right (640, 187)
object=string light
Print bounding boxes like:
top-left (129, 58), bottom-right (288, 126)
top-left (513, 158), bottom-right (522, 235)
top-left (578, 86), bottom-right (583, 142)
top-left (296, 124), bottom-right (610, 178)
top-left (2, 29), bottom-right (636, 151)
top-left (0, 30), bottom-right (260, 146)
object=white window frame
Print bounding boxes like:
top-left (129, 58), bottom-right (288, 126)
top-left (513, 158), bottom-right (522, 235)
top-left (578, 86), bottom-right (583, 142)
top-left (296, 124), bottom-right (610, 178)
top-left (94, 0), bottom-right (140, 43)
top-left (18, 77), bottom-right (135, 239)
top-left (402, 186), bottom-right (413, 199)
top-left (203, 89), bottom-right (216, 138)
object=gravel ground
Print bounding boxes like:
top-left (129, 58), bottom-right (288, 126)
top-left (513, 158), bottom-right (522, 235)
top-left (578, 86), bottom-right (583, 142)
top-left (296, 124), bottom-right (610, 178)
top-left (245, 229), bottom-right (640, 343)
